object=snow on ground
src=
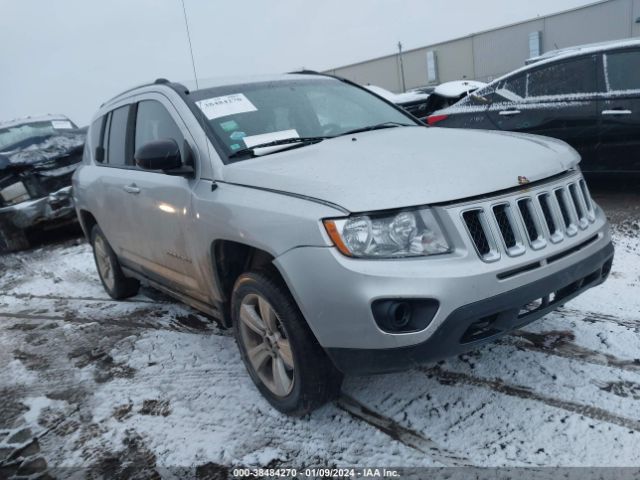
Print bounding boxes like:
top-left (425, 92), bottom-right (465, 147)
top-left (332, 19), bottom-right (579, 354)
top-left (0, 207), bottom-right (639, 476)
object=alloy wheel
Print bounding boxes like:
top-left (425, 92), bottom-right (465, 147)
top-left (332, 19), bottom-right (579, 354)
top-left (238, 293), bottom-right (295, 397)
top-left (94, 236), bottom-right (115, 291)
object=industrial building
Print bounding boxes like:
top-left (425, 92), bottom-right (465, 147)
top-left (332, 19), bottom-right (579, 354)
top-left (324, 0), bottom-right (640, 92)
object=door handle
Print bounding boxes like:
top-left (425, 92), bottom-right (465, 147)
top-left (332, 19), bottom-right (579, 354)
top-left (602, 109), bottom-right (632, 115)
top-left (123, 184), bottom-right (140, 194)
top-left (499, 109), bottom-right (521, 116)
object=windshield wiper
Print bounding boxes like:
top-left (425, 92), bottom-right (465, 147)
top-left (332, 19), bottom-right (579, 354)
top-left (338, 121), bottom-right (414, 136)
top-left (228, 136), bottom-right (329, 159)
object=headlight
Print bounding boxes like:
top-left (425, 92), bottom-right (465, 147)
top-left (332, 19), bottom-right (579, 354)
top-left (323, 208), bottom-right (450, 258)
top-left (0, 181), bottom-right (30, 206)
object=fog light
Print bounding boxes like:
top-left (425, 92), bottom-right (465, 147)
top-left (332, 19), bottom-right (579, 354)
top-left (389, 302), bottom-right (411, 329)
top-left (371, 299), bottom-right (439, 333)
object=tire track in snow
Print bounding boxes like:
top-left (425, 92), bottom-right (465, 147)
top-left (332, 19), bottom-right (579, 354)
top-left (0, 292), bottom-right (163, 305)
top-left (337, 394), bottom-right (473, 467)
top-left (503, 329), bottom-right (640, 373)
top-left (423, 366), bottom-right (640, 433)
top-left (0, 310), bottom-right (217, 334)
top-left (557, 307), bottom-right (639, 331)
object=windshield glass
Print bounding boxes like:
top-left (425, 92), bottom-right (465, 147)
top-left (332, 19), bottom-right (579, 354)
top-left (189, 77), bottom-right (417, 161)
top-left (0, 120), bottom-right (75, 151)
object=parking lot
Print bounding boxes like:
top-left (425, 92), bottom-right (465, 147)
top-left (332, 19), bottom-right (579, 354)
top-left (0, 184), bottom-right (637, 477)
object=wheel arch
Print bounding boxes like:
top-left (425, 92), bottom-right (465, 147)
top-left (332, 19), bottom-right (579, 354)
top-left (211, 239), bottom-right (289, 327)
top-left (77, 209), bottom-right (98, 241)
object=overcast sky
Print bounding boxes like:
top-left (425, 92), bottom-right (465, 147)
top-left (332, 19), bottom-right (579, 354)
top-left (1, 0), bottom-right (595, 125)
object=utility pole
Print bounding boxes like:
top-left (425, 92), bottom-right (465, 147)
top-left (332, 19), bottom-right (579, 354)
top-left (397, 41), bottom-right (406, 93)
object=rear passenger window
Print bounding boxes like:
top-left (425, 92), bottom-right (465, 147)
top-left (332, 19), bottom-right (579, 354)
top-left (606, 50), bottom-right (640, 92)
top-left (527, 56), bottom-right (597, 97)
top-left (107, 106), bottom-right (130, 166)
top-left (135, 101), bottom-right (185, 155)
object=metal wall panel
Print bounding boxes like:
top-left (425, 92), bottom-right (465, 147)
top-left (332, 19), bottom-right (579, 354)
top-left (329, 56), bottom-right (402, 92)
top-left (398, 38), bottom-right (475, 89)
top-left (633, 0), bottom-right (640, 36)
top-left (473, 19), bottom-right (545, 82)
top-left (326, 0), bottom-right (638, 91)
top-left (543, 0), bottom-right (633, 50)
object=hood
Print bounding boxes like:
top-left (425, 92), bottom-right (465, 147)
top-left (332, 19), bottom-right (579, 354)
top-left (1, 131), bottom-right (85, 170)
top-left (223, 127), bottom-right (580, 212)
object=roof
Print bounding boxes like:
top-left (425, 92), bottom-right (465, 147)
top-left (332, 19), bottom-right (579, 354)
top-left (0, 114), bottom-right (71, 130)
top-left (526, 37), bottom-right (640, 64)
top-left (484, 37), bottom-right (640, 89)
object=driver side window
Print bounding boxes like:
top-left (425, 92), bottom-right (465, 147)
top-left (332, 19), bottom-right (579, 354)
top-left (134, 100), bottom-right (185, 162)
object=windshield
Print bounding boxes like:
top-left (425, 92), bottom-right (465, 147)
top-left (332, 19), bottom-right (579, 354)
top-left (189, 78), bottom-right (417, 162)
top-left (0, 119), bottom-right (76, 151)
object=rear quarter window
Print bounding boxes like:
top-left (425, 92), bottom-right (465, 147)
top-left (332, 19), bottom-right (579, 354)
top-left (87, 116), bottom-right (105, 163)
top-left (107, 106), bottom-right (130, 166)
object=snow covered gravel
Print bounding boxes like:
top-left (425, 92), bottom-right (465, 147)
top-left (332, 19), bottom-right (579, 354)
top-left (0, 212), bottom-right (638, 476)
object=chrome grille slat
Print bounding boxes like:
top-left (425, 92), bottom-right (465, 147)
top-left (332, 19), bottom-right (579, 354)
top-left (462, 209), bottom-right (500, 262)
top-left (492, 203), bottom-right (525, 256)
top-left (458, 174), bottom-right (597, 262)
top-left (568, 182), bottom-right (589, 229)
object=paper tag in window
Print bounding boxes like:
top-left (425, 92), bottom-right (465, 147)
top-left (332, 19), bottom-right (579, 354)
top-left (243, 129), bottom-right (299, 148)
top-left (196, 93), bottom-right (257, 120)
top-left (51, 120), bottom-right (73, 129)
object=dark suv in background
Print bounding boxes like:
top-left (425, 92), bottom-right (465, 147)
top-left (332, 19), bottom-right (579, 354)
top-left (428, 39), bottom-right (640, 176)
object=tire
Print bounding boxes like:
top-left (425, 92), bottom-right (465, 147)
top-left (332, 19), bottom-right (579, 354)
top-left (0, 221), bottom-right (30, 254)
top-left (232, 270), bottom-right (342, 415)
top-left (91, 225), bottom-right (140, 299)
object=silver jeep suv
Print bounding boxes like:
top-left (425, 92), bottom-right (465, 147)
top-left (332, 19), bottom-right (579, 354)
top-left (73, 74), bottom-right (613, 414)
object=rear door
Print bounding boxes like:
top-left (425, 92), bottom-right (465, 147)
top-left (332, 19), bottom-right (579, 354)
top-left (118, 96), bottom-right (206, 301)
top-left (597, 48), bottom-right (640, 174)
top-left (486, 55), bottom-right (601, 170)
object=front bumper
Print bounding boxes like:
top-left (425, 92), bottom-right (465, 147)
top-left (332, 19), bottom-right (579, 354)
top-left (274, 199), bottom-right (613, 374)
top-left (326, 240), bottom-right (613, 374)
top-left (0, 186), bottom-right (76, 230)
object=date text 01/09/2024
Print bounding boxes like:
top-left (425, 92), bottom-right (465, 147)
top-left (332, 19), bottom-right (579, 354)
top-left (230, 468), bottom-right (400, 478)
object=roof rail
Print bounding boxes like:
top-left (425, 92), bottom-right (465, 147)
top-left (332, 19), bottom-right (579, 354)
top-left (100, 79), bottom-right (190, 108)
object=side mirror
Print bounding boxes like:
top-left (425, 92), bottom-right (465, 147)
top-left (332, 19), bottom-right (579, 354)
top-left (134, 139), bottom-right (182, 171)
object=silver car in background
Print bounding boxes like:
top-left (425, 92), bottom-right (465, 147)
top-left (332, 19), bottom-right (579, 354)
top-left (73, 73), bottom-right (613, 414)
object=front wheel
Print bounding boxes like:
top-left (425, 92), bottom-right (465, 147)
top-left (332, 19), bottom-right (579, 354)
top-left (232, 270), bottom-right (342, 415)
top-left (91, 225), bottom-right (140, 299)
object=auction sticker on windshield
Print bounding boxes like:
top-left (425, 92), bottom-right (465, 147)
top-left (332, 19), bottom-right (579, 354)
top-left (196, 94), bottom-right (257, 120)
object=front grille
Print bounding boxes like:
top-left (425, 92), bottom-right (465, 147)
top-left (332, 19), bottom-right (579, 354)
top-left (538, 194), bottom-right (557, 235)
top-left (460, 175), bottom-right (596, 262)
top-left (518, 199), bottom-right (539, 242)
top-left (462, 210), bottom-right (491, 256)
top-left (555, 189), bottom-right (572, 229)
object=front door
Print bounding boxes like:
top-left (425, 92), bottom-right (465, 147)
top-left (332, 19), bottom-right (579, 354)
top-left (119, 97), bottom-right (205, 301)
top-left (597, 48), bottom-right (640, 174)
